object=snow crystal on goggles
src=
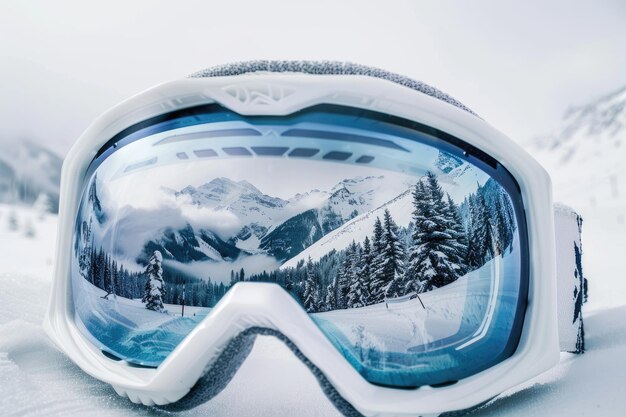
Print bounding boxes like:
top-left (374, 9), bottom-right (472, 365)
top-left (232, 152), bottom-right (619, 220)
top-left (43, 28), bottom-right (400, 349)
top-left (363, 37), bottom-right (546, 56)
top-left (46, 61), bottom-right (586, 416)
top-left (72, 102), bottom-right (528, 388)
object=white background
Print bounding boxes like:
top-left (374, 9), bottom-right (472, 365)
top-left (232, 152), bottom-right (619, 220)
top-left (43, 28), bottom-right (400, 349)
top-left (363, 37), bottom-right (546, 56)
top-left (1, 0), bottom-right (625, 151)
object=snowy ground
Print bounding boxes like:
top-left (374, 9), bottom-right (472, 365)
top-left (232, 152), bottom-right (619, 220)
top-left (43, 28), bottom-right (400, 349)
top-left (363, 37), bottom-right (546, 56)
top-left (1, 200), bottom-right (625, 416)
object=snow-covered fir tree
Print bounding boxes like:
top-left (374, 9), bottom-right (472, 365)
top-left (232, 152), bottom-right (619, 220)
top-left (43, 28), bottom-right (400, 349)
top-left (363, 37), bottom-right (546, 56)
top-left (356, 236), bottom-right (373, 304)
top-left (444, 193), bottom-right (468, 276)
top-left (494, 191), bottom-right (515, 254)
top-left (303, 257), bottom-right (320, 312)
top-left (375, 209), bottom-right (405, 298)
top-left (111, 259), bottom-right (119, 295)
top-left (494, 198), bottom-right (507, 255)
top-left (472, 193), bottom-right (495, 266)
top-left (335, 242), bottom-right (358, 309)
top-left (465, 194), bottom-right (482, 269)
top-left (346, 241), bottom-right (368, 308)
top-left (369, 216), bottom-right (386, 302)
top-left (78, 218), bottom-right (93, 278)
top-left (406, 179), bottom-right (431, 292)
top-left (325, 279), bottom-right (337, 311)
top-left (406, 172), bottom-right (467, 292)
top-left (103, 253), bottom-right (112, 294)
top-left (142, 250), bottom-right (167, 312)
top-left (462, 181), bottom-right (516, 269)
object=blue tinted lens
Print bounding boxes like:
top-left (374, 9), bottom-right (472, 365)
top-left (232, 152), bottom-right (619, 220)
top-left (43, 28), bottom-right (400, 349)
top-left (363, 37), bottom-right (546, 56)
top-left (72, 105), bottom-right (528, 385)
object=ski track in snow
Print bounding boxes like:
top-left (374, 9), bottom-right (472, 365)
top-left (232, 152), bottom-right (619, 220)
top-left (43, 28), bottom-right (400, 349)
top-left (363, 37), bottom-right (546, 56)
top-left (1, 202), bottom-right (626, 416)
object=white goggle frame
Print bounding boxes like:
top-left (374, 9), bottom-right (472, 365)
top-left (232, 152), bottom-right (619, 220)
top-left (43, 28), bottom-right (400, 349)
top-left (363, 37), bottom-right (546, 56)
top-left (44, 70), bottom-right (560, 416)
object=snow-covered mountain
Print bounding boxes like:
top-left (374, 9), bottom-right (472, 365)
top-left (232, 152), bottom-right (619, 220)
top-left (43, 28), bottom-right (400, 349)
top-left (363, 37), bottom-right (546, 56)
top-left (259, 175), bottom-right (413, 261)
top-left (155, 175), bottom-right (413, 264)
top-left (282, 187), bottom-right (415, 268)
top-left (136, 157), bottom-right (489, 268)
top-left (435, 151), bottom-right (464, 174)
top-left (531, 86), bottom-right (626, 158)
top-left (142, 224), bottom-right (245, 264)
top-left (0, 140), bottom-right (62, 212)
top-left (173, 177), bottom-right (289, 251)
top-left (176, 177), bottom-right (289, 227)
top-left (528, 86), bottom-right (626, 210)
top-left (282, 157), bottom-right (492, 267)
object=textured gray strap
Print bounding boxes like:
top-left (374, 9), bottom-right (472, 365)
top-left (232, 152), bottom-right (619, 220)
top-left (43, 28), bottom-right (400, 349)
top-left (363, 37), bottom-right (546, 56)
top-left (188, 60), bottom-right (478, 117)
top-left (157, 327), bottom-right (363, 416)
top-left (554, 204), bottom-right (586, 353)
top-left (157, 327), bottom-right (492, 416)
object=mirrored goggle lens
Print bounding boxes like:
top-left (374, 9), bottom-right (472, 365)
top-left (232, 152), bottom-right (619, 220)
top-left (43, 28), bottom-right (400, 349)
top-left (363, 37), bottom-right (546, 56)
top-left (71, 104), bottom-right (528, 387)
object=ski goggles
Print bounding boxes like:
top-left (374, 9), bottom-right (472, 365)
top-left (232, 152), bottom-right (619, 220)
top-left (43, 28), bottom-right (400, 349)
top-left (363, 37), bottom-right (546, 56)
top-left (45, 61), bottom-right (586, 416)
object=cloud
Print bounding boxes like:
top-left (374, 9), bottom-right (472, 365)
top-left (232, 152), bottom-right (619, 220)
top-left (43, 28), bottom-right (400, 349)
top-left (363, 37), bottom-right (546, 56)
top-left (164, 254), bottom-right (282, 285)
top-left (179, 203), bottom-right (243, 240)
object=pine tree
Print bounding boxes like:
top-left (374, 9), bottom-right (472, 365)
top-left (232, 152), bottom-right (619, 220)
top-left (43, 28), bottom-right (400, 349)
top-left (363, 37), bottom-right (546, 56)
top-left (475, 193), bottom-right (495, 265)
top-left (494, 191), bottom-right (515, 254)
top-left (112, 259), bottom-right (120, 296)
top-left (407, 172), bottom-right (467, 292)
top-left (89, 246), bottom-right (97, 285)
top-left (445, 193), bottom-right (468, 275)
top-left (96, 247), bottom-right (105, 289)
top-left (325, 279), bottom-right (337, 311)
top-left (494, 198), bottom-right (506, 255)
top-left (78, 218), bottom-right (93, 278)
top-left (346, 241), bottom-right (368, 308)
top-left (374, 209), bottom-right (405, 299)
top-left (372, 216), bottom-right (384, 252)
top-left (465, 194), bottom-right (482, 269)
top-left (230, 270), bottom-right (239, 286)
top-left (142, 251), bottom-right (167, 312)
top-left (369, 217), bottom-right (386, 302)
top-left (358, 236), bottom-right (373, 305)
top-left (336, 243), bottom-right (357, 309)
top-left (103, 253), bottom-right (112, 293)
top-left (303, 257), bottom-right (320, 312)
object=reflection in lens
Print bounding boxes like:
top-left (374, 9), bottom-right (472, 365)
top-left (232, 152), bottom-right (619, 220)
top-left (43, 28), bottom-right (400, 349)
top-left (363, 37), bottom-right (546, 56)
top-left (71, 106), bottom-right (525, 386)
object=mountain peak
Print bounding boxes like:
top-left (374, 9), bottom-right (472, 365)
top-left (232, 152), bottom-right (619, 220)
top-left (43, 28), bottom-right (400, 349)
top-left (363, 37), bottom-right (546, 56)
top-left (236, 179), bottom-right (262, 194)
top-left (532, 85), bottom-right (626, 155)
top-left (435, 151), bottom-right (464, 174)
top-left (526, 85), bottom-right (626, 210)
top-left (330, 175), bottom-right (384, 193)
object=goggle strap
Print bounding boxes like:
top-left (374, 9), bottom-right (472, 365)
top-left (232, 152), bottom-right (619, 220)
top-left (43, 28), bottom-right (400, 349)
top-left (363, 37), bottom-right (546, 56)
top-left (188, 60), bottom-right (477, 117)
top-left (555, 205), bottom-right (586, 354)
top-left (157, 327), bottom-right (364, 416)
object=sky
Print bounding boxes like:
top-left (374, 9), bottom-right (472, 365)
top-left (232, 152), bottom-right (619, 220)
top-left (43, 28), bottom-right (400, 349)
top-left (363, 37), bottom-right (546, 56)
top-left (105, 158), bottom-right (413, 202)
top-left (1, 0), bottom-right (625, 156)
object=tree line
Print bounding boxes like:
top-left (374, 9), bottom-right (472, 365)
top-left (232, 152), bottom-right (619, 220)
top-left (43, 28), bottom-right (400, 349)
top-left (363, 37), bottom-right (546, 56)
top-left (248, 172), bottom-right (516, 313)
top-left (76, 171), bottom-right (516, 314)
top-left (78, 240), bottom-right (234, 310)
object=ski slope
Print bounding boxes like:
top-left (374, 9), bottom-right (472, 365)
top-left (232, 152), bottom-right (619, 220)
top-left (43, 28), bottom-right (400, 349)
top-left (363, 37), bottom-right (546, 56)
top-left (1, 202), bottom-right (625, 416)
top-left (282, 187), bottom-right (414, 268)
top-left (313, 256), bottom-right (500, 354)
